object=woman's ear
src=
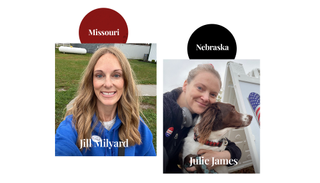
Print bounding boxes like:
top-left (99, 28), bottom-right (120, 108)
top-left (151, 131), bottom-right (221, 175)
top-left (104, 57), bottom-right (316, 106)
top-left (182, 80), bottom-right (188, 92)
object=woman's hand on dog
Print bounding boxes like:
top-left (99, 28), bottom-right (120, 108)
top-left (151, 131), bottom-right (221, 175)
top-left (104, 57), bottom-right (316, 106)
top-left (185, 149), bottom-right (231, 172)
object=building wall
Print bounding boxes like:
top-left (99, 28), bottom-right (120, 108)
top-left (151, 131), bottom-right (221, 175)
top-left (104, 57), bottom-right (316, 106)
top-left (70, 43), bottom-right (151, 60)
top-left (148, 43), bottom-right (157, 62)
top-left (70, 43), bottom-right (115, 53)
top-left (114, 44), bottom-right (150, 60)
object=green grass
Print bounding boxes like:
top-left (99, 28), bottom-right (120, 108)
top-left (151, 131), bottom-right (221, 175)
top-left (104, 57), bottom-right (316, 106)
top-left (129, 59), bottom-right (156, 84)
top-left (55, 49), bottom-right (91, 130)
top-left (55, 48), bottom-right (157, 154)
top-left (140, 96), bottom-right (157, 153)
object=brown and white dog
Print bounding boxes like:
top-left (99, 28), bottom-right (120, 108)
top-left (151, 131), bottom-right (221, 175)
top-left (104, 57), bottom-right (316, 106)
top-left (182, 102), bottom-right (252, 173)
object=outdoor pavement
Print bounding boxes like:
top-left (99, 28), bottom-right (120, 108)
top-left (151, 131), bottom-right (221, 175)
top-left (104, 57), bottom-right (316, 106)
top-left (137, 85), bottom-right (157, 96)
top-left (66, 85), bottom-right (156, 110)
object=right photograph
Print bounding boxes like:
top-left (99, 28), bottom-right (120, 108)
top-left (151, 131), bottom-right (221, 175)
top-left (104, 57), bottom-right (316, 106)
top-left (163, 59), bottom-right (260, 173)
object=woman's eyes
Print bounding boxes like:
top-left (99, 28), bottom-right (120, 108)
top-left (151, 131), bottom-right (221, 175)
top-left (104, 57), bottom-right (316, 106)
top-left (95, 74), bottom-right (103, 78)
top-left (196, 86), bottom-right (217, 98)
top-left (113, 74), bottom-right (121, 78)
top-left (95, 73), bottom-right (121, 78)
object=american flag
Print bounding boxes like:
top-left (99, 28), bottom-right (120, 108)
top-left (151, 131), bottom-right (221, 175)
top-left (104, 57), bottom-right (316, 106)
top-left (248, 92), bottom-right (260, 126)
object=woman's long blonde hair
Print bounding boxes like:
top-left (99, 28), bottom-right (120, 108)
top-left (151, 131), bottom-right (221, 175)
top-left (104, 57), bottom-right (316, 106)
top-left (65, 46), bottom-right (141, 150)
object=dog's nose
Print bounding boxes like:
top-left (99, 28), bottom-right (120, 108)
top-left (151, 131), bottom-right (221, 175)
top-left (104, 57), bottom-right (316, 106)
top-left (244, 115), bottom-right (253, 126)
top-left (242, 114), bottom-right (253, 125)
top-left (242, 115), bottom-right (248, 121)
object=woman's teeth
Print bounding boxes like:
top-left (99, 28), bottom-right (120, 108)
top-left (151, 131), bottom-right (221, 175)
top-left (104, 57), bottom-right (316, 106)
top-left (102, 92), bottom-right (115, 95)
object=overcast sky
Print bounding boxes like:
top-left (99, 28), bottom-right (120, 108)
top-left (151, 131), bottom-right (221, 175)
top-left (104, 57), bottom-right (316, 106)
top-left (163, 59), bottom-right (260, 93)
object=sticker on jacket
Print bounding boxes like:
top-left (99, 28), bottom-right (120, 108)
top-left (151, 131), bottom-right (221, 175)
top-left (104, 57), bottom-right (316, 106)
top-left (92, 135), bottom-right (102, 143)
top-left (165, 127), bottom-right (174, 137)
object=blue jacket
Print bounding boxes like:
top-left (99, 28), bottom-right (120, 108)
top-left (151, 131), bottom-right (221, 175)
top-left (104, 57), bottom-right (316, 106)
top-left (55, 113), bottom-right (156, 156)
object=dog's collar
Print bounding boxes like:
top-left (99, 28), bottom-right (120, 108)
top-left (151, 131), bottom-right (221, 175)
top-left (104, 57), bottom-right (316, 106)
top-left (194, 133), bottom-right (227, 147)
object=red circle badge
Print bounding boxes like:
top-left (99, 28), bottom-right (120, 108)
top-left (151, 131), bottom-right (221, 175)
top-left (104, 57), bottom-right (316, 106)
top-left (165, 127), bottom-right (174, 137)
top-left (79, 8), bottom-right (128, 43)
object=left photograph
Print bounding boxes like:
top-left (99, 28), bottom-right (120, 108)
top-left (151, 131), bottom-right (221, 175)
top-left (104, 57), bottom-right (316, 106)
top-left (55, 43), bottom-right (157, 156)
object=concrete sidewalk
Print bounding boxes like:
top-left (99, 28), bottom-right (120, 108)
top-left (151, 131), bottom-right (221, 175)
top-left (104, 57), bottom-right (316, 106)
top-left (66, 85), bottom-right (156, 110)
top-left (137, 85), bottom-right (156, 96)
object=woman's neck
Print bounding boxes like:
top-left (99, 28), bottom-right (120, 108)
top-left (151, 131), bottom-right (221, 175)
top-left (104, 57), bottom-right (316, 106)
top-left (97, 103), bottom-right (117, 121)
top-left (177, 91), bottom-right (195, 114)
top-left (177, 92), bottom-right (187, 109)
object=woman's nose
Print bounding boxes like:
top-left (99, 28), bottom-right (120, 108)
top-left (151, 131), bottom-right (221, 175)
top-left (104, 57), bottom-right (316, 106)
top-left (201, 92), bottom-right (210, 102)
top-left (103, 77), bottom-right (113, 88)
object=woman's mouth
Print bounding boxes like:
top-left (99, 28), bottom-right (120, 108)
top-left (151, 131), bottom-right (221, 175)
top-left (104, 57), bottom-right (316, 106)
top-left (101, 91), bottom-right (116, 97)
top-left (196, 101), bottom-right (208, 107)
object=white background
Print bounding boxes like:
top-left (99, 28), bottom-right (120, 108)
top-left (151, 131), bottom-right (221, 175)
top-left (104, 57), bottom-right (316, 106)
top-left (1, 0), bottom-right (319, 182)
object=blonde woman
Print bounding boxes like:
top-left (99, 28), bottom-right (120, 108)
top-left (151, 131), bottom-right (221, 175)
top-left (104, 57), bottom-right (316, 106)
top-left (55, 47), bottom-right (156, 156)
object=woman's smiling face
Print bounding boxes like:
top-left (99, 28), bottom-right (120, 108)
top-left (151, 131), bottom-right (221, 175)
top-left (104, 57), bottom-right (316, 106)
top-left (93, 53), bottom-right (124, 109)
top-left (183, 71), bottom-right (221, 114)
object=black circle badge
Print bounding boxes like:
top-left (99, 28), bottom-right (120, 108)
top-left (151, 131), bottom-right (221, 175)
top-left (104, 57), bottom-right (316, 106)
top-left (187, 24), bottom-right (237, 59)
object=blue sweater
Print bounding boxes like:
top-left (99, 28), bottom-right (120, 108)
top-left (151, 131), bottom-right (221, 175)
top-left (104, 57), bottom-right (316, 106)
top-left (55, 113), bottom-right (156, 156)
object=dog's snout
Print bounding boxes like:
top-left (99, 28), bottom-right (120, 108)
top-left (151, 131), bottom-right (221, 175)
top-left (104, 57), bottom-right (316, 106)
top-left (241, 114), bottom-right (252, 127)
top-left (242, 114), bottom-right (248, 122)
top-left (244, 115), bottom-right (252, 121)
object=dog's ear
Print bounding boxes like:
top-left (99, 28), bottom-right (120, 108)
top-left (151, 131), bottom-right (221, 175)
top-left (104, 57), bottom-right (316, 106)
top-left (194, 104), bottom-right (220, 143)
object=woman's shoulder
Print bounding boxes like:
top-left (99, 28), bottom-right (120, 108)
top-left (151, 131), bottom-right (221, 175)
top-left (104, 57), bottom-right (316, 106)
top-left (138, 117), bottom-right (154, 139)
top-left (58, 115), bottom-right (74, 126)
top-left (135, 117), bottom-right (156, 155)
top-left (164, 87), bottom-right (182, 101)
top-left (163, 88), bottom-right (184, 127)
top-left (138, 117), bottom-right (150, 130)
top-left (56, 115), bottom-right (77, 135)
top-left (55, 115), bottom-right (82, 156)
